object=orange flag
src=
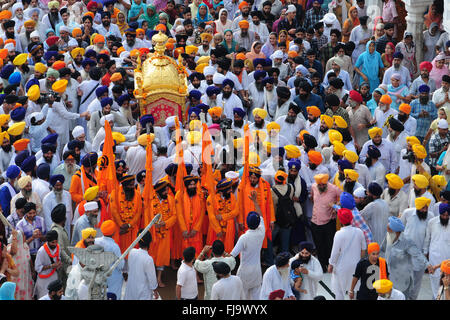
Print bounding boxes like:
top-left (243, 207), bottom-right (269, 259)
top-left (174, 116), bottom-right (187, 193)
top-left (96, 120), bottom-right (118, 195)
top-left (142, 134), bottom-right (155, 238)
top-left (201, 123), bottom-right (216, 196)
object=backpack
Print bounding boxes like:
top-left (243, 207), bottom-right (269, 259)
top-left (272, 184), bottom-right (297, 228)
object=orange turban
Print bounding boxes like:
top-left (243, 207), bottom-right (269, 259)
top-left (307, 106), bottom-right (321, 117)
top-left (166, 42), bottom-right (174, 51)
top-left (379, 94), bottom-right (392, 105)
top-left (308, 150), bottom-right (323, 165)
top-left (136, 28), bottom-right (145, 35)
top-left (116, 47), bottom-right (125, 55)
top-left (100, 220), bottom-right (117, 236)
top-left (314, 173), bottom-right (329, 184)
top-left (238, 1), bottom-right (249, 10)
top-left (367, 242), bottom-right (380, 254)
top-left (208, 106), bottom-right (223, 117)
top-left (72, 28), bottom-right (82, 37)
top-left (52, 61), bottom-right (66, 70)
top-left (275, 170), bottom-right (288, 184)
top-left (236, 53), bottom-right (246, 60)
top-left (155, 24), bottom-right (167, 32)
top-left (399, 103), bottom-right (411, 114)
top-left (298, 129), bottom-right (310, 141)
top-left (5, 39), bottom-right (16, 46)
top-left (13, 139), bottom-right (30, 152)
top-left (288, 51), bottom-right (298, 58)
top-left (441, 259), bottom-right (450, 274)
top-left (0, 10), bottom-right (12, 20)
top-left (238, 20), bottom-right (250, 28)
top-left (93, 34), bottom-right (105, 44)
top-left (110, 72), bottom-right (122, 82)
top-left (84, 11), bottom-right (95, 19)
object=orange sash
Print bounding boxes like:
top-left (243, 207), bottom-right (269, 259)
top-left (39, 243), bottom-right (60, 279)
top-left (379, 257), bottom-right (387, 279)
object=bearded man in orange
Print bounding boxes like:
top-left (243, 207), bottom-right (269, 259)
top-left (206, 178), bottom-right (239, 253)
top-left (145, 180), bottom-right (177, 288)
top-left (110, 175), bottom-right (143, 253)
top-left (69, 152), bottom-right (98, 205)
top-left (175, 175), bottom-right (206, 256)
top-left (237, 166), bottom-right (275, 254)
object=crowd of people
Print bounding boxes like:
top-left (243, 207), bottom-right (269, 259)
top-left (0, 0), bottom-right (449, 301)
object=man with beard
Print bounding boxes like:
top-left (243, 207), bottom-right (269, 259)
top-left (342, 169), bottom-right (363, 195)
top-left (424, 203), bottom-right (450, 298)
top-left (409, 62), bottom-right (436, 100)
top-left (261, 77), bottom-right (277, 120)
top-left (346, 90), bottom-right (372, 152)
top-left (49, 203), bottom-right (71, 287)
top-left (34, 230), bottom-right (61, 299)
top-left (217, 79), bottom-right (243, 120)
top-left (232, 108), bottom-right (246, 137)
top-left (432, 75), bottom-right (450, 111)
top-left (273, 86), bottom-right (292, 120)
top-left (305, 106), bottom-right (321, 141)
top-left (304, 0), bottom-right (326, 31)
top-left (210, 260), bottom-right (245, 300)
top-left (400, 197), bottom-right (433, 300)
top-left (96, 11), bottom-right (121, 40)
top-left (232, 0), bottom-right (251, 31)
top-left (271, 50), bottom-right (288, 82)
top-left (206, 179), bottom-right (239, 255)
top-left (381, 173), bottom-right (408, 218)
top-left (0, 165), bottom-right (21, 216)
top-left (387, 118), bottom-right (408, 166)
top-left (372, 94), bottom-right (398, 139)
top-left (393, 103), bottom-right (416, 138)
top-left (110, 175), bottom-right (143, 254)
top-left (53, 151), bottom-right (80, 191)
top-left (188, 72), bottom-right (207, 94)
top-left (428, 119), bottom-right (450, 172)
top-left (360, 182), bottom-right (389, 245)
top-left (260, 252), bottom-right (295, 300)
top-left (72, 201), bottom-right (100, 247)
top-left (249, 108), bottom-right (268, 133)
top-left (142, 180), bottom-right (176, 288)
top-left (38, 67), bottom-right (59, 94)
top-left (32, 163), bottom-right (51, 202)
top-left (69, 152), bottom-right (98, 206)
top-left (36, 143), bottom-right (58, 175)
top-left (333, 158), bottom-right (351, 191)
top-left (11, 175), bottom-right (43, 215)
top-left (29, 43), bottom-right (45, 66)
top-left (248, 71), bottom-right (267, 119)
top-left (0, 131), bottom-right (14, 173)
top-left (39, 279), bottom-right (66, 300)
top-left (202, 66), bottom-right (215, 87)
top-left (359, 127), bottom-right (397, 174)
top-left (382, 52), bottom-right (411, 87)
top-left (2, 20), bottom-right (24, 53)
top-left (122, 28), bottom-right (144, 52)
top-left (276, 103), bottom-right (306, 145)
top-left (42, 1), bottom-right (62, 35)
top-left (249, 11), bottom-right (269, 43)
top-left (408, 174), bottom-right (435, 210)
top-left (317, 114), bottom-right (332, 148)
top-left (365, 145), bottom-right (386, 188)
top-left (381, 216), bottom-right (432, 300)
top-left (43, 175), bottom-right (72, 236)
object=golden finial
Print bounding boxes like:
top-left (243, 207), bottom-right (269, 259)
top-left (152, 30), bottom-right (168, 56)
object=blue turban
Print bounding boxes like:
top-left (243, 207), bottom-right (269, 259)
top-left (140, 114), bottom-right (154, 127)
top-left (0, 94), bottom-right (5, 105)
top-left (196, 103), bottom-right (210, 112)
top-left (185, 163), bottom-right (193, 174)
top-left (25, 78), bottom-right (40, 92)
top-left (81, 152), bottom-right (98, 168)
top-left (15, 150), bottom-right (30, 167)
top-left (21, 155), bottom-right (36, 172)
top-left (41, 143), bottom-right (56, 154)
top-left (247, 211), bottom-right (261, 230)
top-left (188, 106), bottom-right (201, 117)
top-left (147, 29), bottom-right (158, 39)
top-left (262, 76), bottom-right (274, 85)
top-left (85, 49), bottom-right (97, 59)
top-left (254, 70), bottom-right (267, 81)
top-left (49, 174), bottom-right (65, 186)
top-left (0, 64), bottom-right (14, 80)
top-left (388, 216), bottom-right (404, 232)
top-left (8, 72), bottom-right (21, 85)
top-left (418, 84), bottom-right (430, 93)
top-left (41, 133), bottom-right (58, 145)
top-left (10, 107), bottom-right (26, 121)
top-left (393, 51), bottom-right (403, 59)
top-left (68, 139), bottom-right (83, 150)
top-left (299, 241), bottom-right (315, 252)
top-left (216, 178), bottom-right (233, 191)
top-left (439, 203), bottom-right (450, 215)
top-left (340, 192), bottom-right (355, 209)
top-left (44, 51), bottom-right (58, 62)
top-left (253, 58), bottom-right (266, 67)
top-left (189, 90), bottom-right (202, 100)
top-left (100, 97), bottom-right (113, 109)
top-left (233, 107), bottom-right (246, 118)
top-left (368, 182), bottom-right (383, 197)
top-left (101, 10), bottom-right (111, 18)
top-left (367, 145), bottom-right (381, 159)
top-left (6, 165), bottom-right (21, 179)
top-left (36, 163), bottom-right (50, 180)
top-left (288, 159), bottom-right (301, 170)
top-left (222, 78), bottom-right (234, 89)
top-left (165, 163), bottom-right (178, 175)
top-left (206, 86), bottom-right (221, 97)
top-left (82, 58), bottom-right (96, 68)
top-left (117, 94), bottom-right (130, 106)
top-left (96, 85), bottom-right (109, 98)
top-left (275, 252), bottom-right (291, 267)
top-left (337, 159), bottom-right (353, 171)
top-left (265, 58), bottom-right (272, 66)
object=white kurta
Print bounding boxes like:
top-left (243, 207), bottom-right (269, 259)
top-left (34, 244), bottom-right (60, 299)
top-left (124, 248), bottom-right (158, 300)
top-left (216, 93), bottom-right (244, 120)
top-left (381, 188), bottom-right (409, 217)
top-left (259, 265), bottom-right (295, 300)
top-left (407, 190), bottom-right (436, 211)
top-left (377, 288), bottom-right (406, 300)
top-left (32, 178), bottom-right (51, 203)
top-left (401, 208), bottom-right (433, 254)
top-left (360, 199), bottom-right (390, 245)
top-left (288, 254), bottom-right (324, 300)
top-left (275, 115), bottom-right (306, 145)
top-left (354, 163), bottom-right (371, 189)
top-left (211, 275), bottom-right (246, 300)
top-left (125, 145), bottom-right (147, 175)
top-left (329, 225), bottom-right (366, 300)
top-left (42, 190), bottom-right (73, 237)
top-left (368, 161), bottom-right (386, 188)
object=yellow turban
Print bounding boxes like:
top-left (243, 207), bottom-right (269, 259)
top-left (431, 175), bottom-right (447, 188)
top-left (320, 114), bottom-right (333, 128)
top-left (0, 131), bottom-right (9, 143)
top-left (252, 108), bottom-right (267, 119)
top-left (185, 45), bottom-right (198, 55)
top-left (84, 186), bottom-right (99, 201)
top-left (412, 174), bottom-right (429, 189)
top-left (344, 169), bottom-right (359, 182)
top-left (189, 119), bottom-right (202, 131)
top-left (48, 0), bottom-right (60, 9)
top-left (233, 138), bottom-right (243, 149)
top-left (373, 279), bottom-right (393, 294)
top-left (328, 129), bottom-right (343, 143)
top-left (249, 152), bottom-right (261, 166)
top-left (333, 115), bottom-right (347, 128)
top-left (23, 20), bottom-right (36, 28)
top-left (307, 106), bottom-right (321, 117)
top-left (412, 144), bottom-right (427, 159)
top-left (197, 56), bottom-right (210, 65)
top-left (112, 132), bottom-right (125, 144)
top-left (267, 122), bottom-right (281, 132)
top-left (13, 53), bottom-right (28, 66)
top-left (27, 84), bottom-right (40, 102)
top-left (343, 150), bottom-right (358, 163)
top-left (368, 127), bottom-right (383, 139)
top-left (386, 173), bottom-right (404, 189)
top-left (187, 131), bottom-right (202, 145)
top-left (200, 32), bottom-right (213, 42)
top-left (208, 106), bottom-right (223, 117)
top-left (415, 197), bottom-right (431, 210)
top-left (252, 130), bottom-right (267, 141)
top-left (263, 141), bottom-right (273, 153)
top-left (34, 62), bottom-right (47, 74)
top-left (18, 175), bottom-right (32, 189)
top-left (138, 133), bottom-right (154, 146)
top-left (7, 122), bottom-right (26, 136)
top-left (298, 130), bottom-right (310, 142)
top-left (71, 47), bottom-right (85, 59)
top-left (195, 63), bottom-right (208, 73)
top-left (52, 79), bottom-right (68, 93)
top-left (314, 173), bottom-right (329, 184)
top-left (238, 20), bottom-right (250, 28)
top-left (284, 145), bottom-right (301, 159)
top-left (406, 136), bottom-right (420, 147)
top-left (0, 114), bottom-right (10, 127)
top-left (101, 220), bottom-right (117, 236)
top-left (332, 141), bottom-right (346, 156)
top-left (81, 228), bottom-right (97, 240)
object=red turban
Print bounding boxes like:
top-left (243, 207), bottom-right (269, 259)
top-left (349, 90), bottom-right (363, 103)
top-left (269, 289), bottom-right (285, 300)
top-left (419, 61), bottom-right (433, 72)
top-left (87, 1), bottom-right (98, 11)
top-left (337, 208), bottom-right (353, 225)
top-left (46, 36), bottom-right (60, 47)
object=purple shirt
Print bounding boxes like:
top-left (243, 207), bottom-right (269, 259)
top-left (16, 216), bottom-right (46, 255)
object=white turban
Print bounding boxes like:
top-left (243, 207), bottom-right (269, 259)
top-left (30, 31), bottom-right (40, 38)
top-left (72, 126), bottom-right (85, 138)
top-left (12, 3), bottom-right (23, 14)
top-left (4, 43), bottom-right (15, 52)
top-left (59, 26), bottom-right (70, 33)
top-left (30, 112), bottom-right (44, 123)
top-left (203, 66), bottom-right (215, 77)
top-left (100, 114), bottom-right (114, 126)
top-left (68, 38), bottom-right (78, 47)
top-left (271, 50), bottom-right (283, 60)
top-left (353, 187), bottom-right (366, 198)
top-left (84, 201), bottom-right (98, 211)
top-left (225, 171), bottom-right (239, 180)
top-left (213, 73), bottom-right (226, 85)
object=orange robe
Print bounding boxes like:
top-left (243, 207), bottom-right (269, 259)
top-left (237, 178), bottom-right (275, 248)
top-left (145, 193), bottom-right (177, 267)
top-left (110, 186), bottom-right (143, 254)
top-left (162, 175), bottom-right (183, 260)
top-left (206, 193), bottom-right (239, 253)
top-left (69, 167), bottom-right (97, 204)
top-left (175, 190), bottom-right (205, 256)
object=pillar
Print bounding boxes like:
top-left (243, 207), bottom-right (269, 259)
top-left (444, 0), bottom-right (450, 33)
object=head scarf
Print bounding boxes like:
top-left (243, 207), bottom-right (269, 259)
top-left (141, 4), bottom-right (159, 30)
top-left (196, 3), bottom-right (212, 24)
top-left (246, 41), bottom-right (265, 61)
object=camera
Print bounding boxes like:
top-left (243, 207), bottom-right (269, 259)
top-left (402, 151), bottom-right (415, 163)
top-left (220, 118), bottom-right (232, 131)
top-left (40, 91), bottom-right (59, 104)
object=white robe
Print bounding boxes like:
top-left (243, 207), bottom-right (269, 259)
top-left (360, 198), bottom-right (390, 245)
top-left (125, 145), bottom-right (147, 175)
top-left (401, 208), bottom-right (433, 254)
top-left (34, 244), bottom-right (60, 299)
top-left (275, 115), bottom-right (306, 145)
top-left (288, 254), bottom-right (323, 300)
top-left (42, 190), bottom-right (73, 238)
top-left (123, 248), bottom-right (158, 300)
top-left (211, 275), bottom-right (246, 300)
top-left (32, 178), bottom-right (51, 203)
top-left (259, 265), bottom-right (295, 300)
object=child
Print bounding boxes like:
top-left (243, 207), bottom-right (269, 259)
top-left (290, 259), bottom-right (307, 299)
top-left (28, 112), bottom-right (50, 154)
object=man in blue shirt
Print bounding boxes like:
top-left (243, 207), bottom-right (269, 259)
top-left (293, 80), bottom-right (324, 119)
top-left (410, 85), bottom-right (437, 141)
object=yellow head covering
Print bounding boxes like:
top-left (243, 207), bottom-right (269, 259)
top-left (406, 136), bottom-right (421, 147)
top-left (307, 106), bottom-right (321, 117)
top-left (333, 115), bottom-right (347, 128)
top-left (81, 228), bottom-right (97, 240)
top-left (18, 176), bottom-right (32, 189)
top-left (314, 173), bottom-right (329, 184)
top-left (189, 119), bottom-right (202, 131)
top-left (249, 152), bottom-right (261, 166)
top-left (412, 174), bottom-right (429, 189)
top-left (112, 132), bottom-right (125, 144)
top-left (431, 175), bottom-right (447, 188)
top-left (138, 133), bottom-right (154, 146)
top-left (197, 56), bottom-right (210, 65)
top-left (252, 130), bottom-right (267, 141)
top-left (412, 144), bottom-right (427, 159)
top-left (233, 138), bottom-right (243, 149)
top-left (373, 279), bottom-right (393, 294)
top-left (71, 47), bottom-right (85, 59)
top-left (263, 141), bottom-right (273, 153)
top-left (7, 122), bottom-right (26, 136)
top-left (343, 150), bottom-right (358, 163)
top-left (332, 141), bottom-right (346, 156)
top-left (185, 45), bottom-right (198, 55)
top-left (0, 131), bottom-right (10, 142)
top-left (368, 127), bottom-right (383, 139)
top-left (208, 106), bottom-right (223, 117)
top-left (13, 53), bottom-right (28, 66)
top-left (0, 114), bottom-right (10, 127)
top-left (52, 79), bottom-right (68, 93)
top-left (84, 186), bottom-right (99, 201)
top-left (386, 173), bottom-right (404, 189)
top-left (27, 84), bottom-right (40, 101)
top-left (200, 32), bottom-right (213, 42)
top-left (320, 114), bottom-right (333, 128)
top-left (34, 62), bottom-right (47, 74)
top-left (187, 131), bottom-right (202, 145)
top-left (344, 169), bottom-right (359, 182)
top-left (328, 129), bottom-right (343, 143)
top-left (284, 145), bottom-right (301, 159)
top-left (415, 197), bottom-right (431, 210)
top-left (252, 108), bottom-right (268, 119)
top-left (195, 63), bottom-right (208, 73)
top-left (267, 122), bottom-right (281, 132)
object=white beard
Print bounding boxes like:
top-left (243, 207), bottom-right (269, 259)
top-left (279, 267), bottom-right (290, 283)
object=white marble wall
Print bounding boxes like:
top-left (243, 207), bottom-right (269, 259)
top-left (444, 0), bottom-right (450, 33)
